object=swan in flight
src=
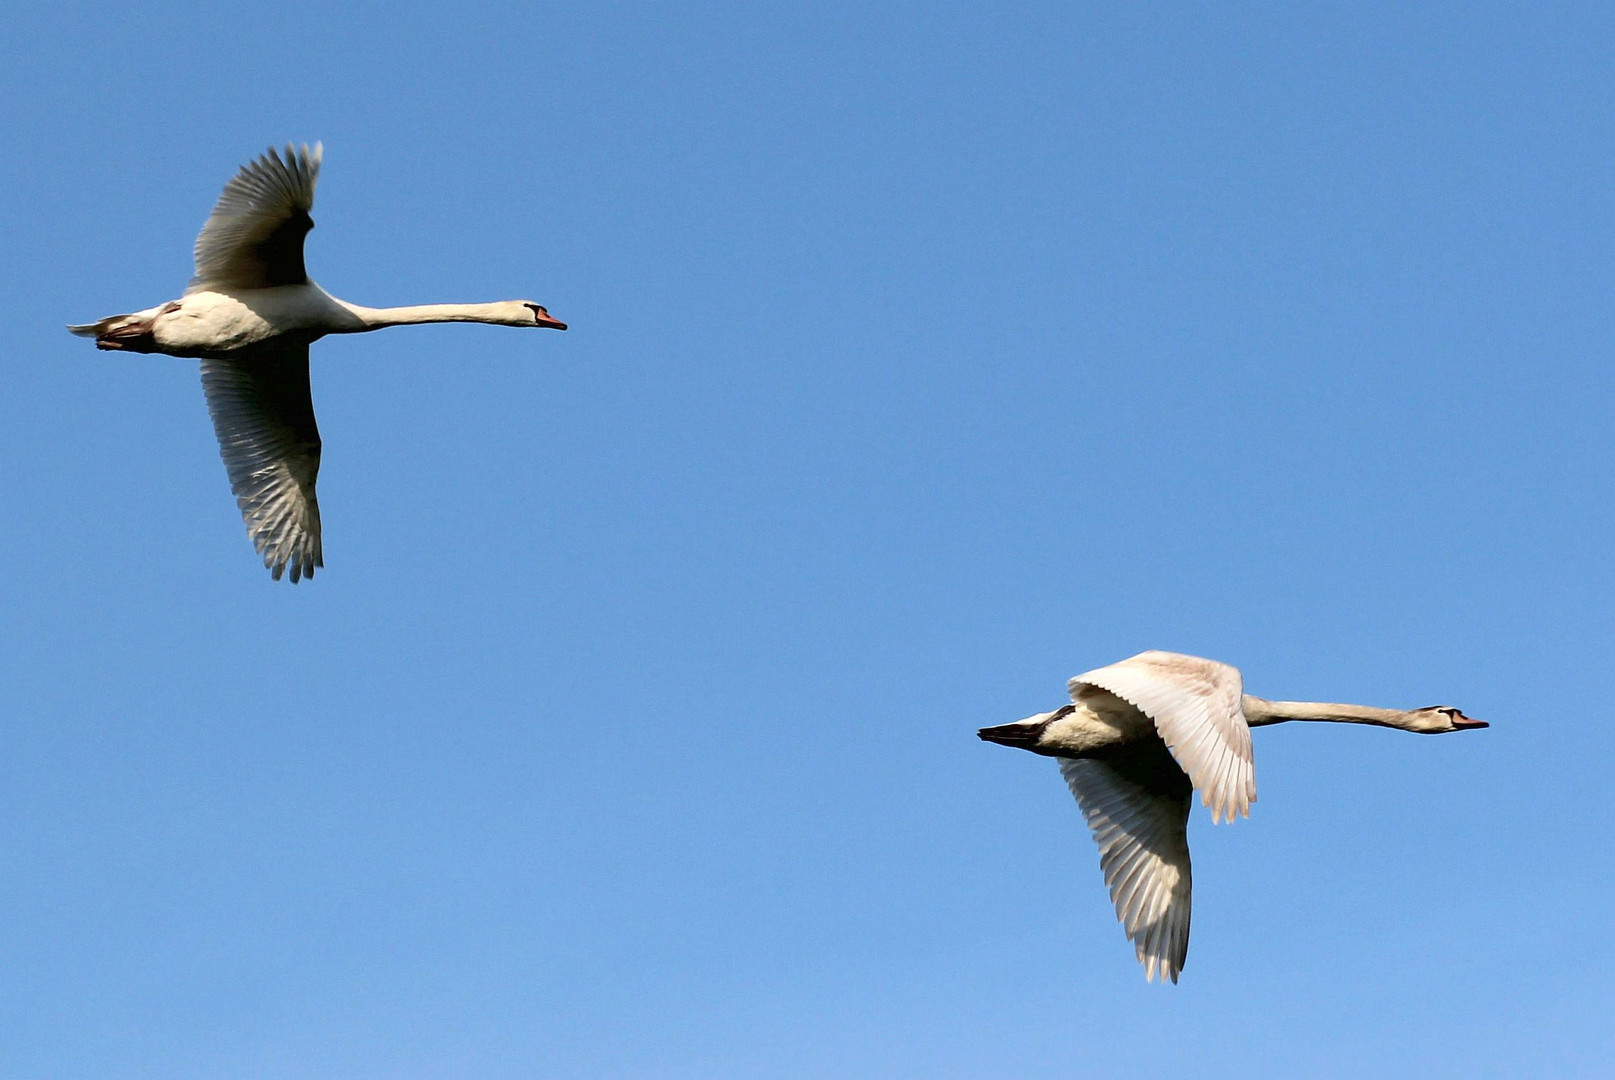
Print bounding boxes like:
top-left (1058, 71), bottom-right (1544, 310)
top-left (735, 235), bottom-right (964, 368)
top-left (978, 650), bottom-right (1487, 983)
top-left (69, 144), bottom-right (567, 581)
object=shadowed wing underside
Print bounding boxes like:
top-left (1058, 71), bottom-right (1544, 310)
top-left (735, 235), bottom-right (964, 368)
top-left (189, 143), bottom-right (321, 292)
top-left (1060, 747), bottom-right (1193, 983)
top-left (200, 341), bottom-right (323, 581)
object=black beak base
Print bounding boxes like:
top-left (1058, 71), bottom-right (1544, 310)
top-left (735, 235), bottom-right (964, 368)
top-left (977, 721), bottom-right (1048, 748)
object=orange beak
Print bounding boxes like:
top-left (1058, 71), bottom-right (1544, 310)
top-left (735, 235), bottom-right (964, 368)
top-left (525, 304), bottom-right (567, 330)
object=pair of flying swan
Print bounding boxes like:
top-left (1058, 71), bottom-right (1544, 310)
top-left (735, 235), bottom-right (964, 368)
top-left (71, 148), bottom-right (1488, 984)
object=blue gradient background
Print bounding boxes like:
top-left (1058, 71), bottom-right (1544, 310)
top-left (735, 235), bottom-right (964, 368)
top-left (1, 2), bottom-right (1609, 1076)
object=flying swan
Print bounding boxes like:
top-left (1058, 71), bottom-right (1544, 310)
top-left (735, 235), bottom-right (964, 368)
top-left (978, 650), bottom-right (1487, 983)
top-left (69, 143), bottom-right (567, 581)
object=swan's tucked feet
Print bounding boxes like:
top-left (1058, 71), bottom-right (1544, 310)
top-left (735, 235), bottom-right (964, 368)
top-left (69, 305), bottom-right (178, 352)
top-left (93, 319), bottom-right (161, 352)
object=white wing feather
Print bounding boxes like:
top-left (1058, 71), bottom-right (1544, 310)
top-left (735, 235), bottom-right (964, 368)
top-left (1070, 650), bottom-right (1256, 823)
top-left (200, 341), bottom-right (323, 582)
top-left (190, 143), bottom-right (321, 292)
top-left (1060, 756), bottom-right (1193, 983)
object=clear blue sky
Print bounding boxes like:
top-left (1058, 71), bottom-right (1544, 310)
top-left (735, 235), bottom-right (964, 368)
top-left (2, 2), bottom-right (1610, 1076)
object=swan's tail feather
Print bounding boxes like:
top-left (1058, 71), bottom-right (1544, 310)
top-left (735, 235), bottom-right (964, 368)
top-left (66, 306), bottom-right (173, 352)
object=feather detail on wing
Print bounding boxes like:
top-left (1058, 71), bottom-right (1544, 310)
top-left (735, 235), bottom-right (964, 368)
top-left (1060, 751), bottom-right (1193, 983)
top-left (1070, 651), bottom-right (1256, 823)
top-left (200, 341), bottom-right (323, 582)
top-left (189, 143), bottom-right (321, 292)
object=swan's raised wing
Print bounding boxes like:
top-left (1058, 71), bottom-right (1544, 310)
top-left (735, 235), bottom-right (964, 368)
top-left (200, 341), bottom-right (323, 582)
top-left (1060, 750), bottom-right (1192, 983)
top-left (189, 143), bottom-right (321, 293)
top-left (1070, 651), bottom-right (1255, 823)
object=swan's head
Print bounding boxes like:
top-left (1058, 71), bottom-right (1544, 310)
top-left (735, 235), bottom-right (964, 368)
top-left (1404, 705), bottom-right (1488, 734)
top-left (510, 302), bottom-right (566, 330)
top-left (978, 705), bottom-right (1079, 757)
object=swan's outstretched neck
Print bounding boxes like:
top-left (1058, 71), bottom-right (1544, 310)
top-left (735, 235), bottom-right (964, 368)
top-left (1241, 696), bottom-right (1412, 728)
top-left (336, 300), bottom-right (565, 331)
top-left (1240, 695), bottom-right (1488, 733)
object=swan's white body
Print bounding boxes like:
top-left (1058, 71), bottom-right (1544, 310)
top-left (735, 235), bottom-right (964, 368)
top-left (979, 650), bottom-right (1487, 983)
top-left (96, 289), bottom-right (554, 358)
top-left (102, 288), bottom-right (362, 356)
top-left (69, 144), bottom-right (566, 581)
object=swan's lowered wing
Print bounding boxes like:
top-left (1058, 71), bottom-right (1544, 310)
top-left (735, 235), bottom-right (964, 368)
top-left (1060, 750), bottom-right (1193, 983)
top-left (1071, 651), bottom-right (1256, 823)
top-left (189, 143), bottom-right (321, 292)
top-left (200, 341), bottom-right (323, 582)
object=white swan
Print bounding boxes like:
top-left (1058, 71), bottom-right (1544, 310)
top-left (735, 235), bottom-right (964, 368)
top-left (69, 144), bottom-right (567, 581)
top-left (978, 650), bottom-right (1487, 983)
